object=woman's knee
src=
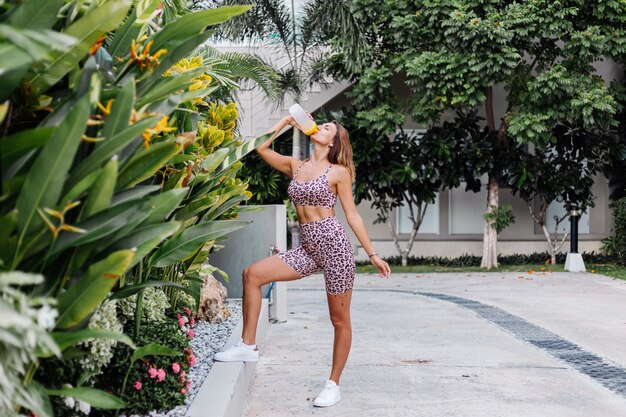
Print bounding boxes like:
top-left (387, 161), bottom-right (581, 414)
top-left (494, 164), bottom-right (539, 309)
top-left (242, 266), bottom-right (260, 287)
top-left (330, 314), bottom-right (351, 329)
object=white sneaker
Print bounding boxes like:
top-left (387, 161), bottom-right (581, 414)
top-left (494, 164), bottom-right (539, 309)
top-left (213, 339), bottom-right (259, 362)
top-left (313, 380), bottom-right (341, 407)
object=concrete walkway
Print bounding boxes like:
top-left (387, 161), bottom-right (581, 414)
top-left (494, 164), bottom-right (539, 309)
top-left (243, 271), bottom-right (626, 416)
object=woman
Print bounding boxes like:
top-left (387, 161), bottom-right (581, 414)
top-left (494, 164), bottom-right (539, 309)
top-left (214, 113), bottom-right (391, 407)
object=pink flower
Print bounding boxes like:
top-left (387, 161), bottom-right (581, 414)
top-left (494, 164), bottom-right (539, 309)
top-left (180, 388), bottom-right (187, 394)
top-left (183, 307), bottom-right (191, 316)
top-left (187, 329), bottom-right (195, 338)
top-left (177, 313), bottom-right (182, 319)
top-left (178, 317), bottom-right (185, 327)
top-left (156, 369), bottom-right (166, 382)
top-left (188, 354), bottom-right (196, 366)
top-left (148, 368), bottom-right (158, 378)
top-left (190, 317), bottom-right (195, 325)
top-left (134, 381), bottom-right (142, 390)
top-left (172, 362), bottom-right (180, 373)
top-left (186, 381), bottom-right (192, 389)
top-left (180, 370), bottom-right (186, 379)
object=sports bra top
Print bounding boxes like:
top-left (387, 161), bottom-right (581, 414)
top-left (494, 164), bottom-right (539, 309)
top-left (287, 160), bottom-right (337, 209)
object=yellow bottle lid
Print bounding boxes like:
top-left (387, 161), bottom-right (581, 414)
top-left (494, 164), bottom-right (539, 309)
top-left (304, 124), bottom-right (318, 136)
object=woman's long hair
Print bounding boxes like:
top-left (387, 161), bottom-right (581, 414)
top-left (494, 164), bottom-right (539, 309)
top-left (327, 120), bottom-right (356, 183)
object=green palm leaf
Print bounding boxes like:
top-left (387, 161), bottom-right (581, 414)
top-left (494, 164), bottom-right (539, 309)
top-left (149, 220), bottom-right (249, 267)
top-left (14, 95), bottom-right (90, 251)
top-left (7, 0), bottom-right (64, 29)
top-left (56, 249), bottom-right (134, 329)
top-left (27, 0), bottom-right (132, 92)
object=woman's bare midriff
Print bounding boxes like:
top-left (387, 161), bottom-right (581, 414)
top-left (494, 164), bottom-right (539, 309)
top-left (296, 205), bottom-right (335, 225)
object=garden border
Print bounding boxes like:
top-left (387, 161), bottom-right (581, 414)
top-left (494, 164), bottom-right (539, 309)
top-left (185, 298), bottom-right (269, 417)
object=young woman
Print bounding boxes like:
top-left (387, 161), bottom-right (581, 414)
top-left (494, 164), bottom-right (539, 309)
top-left (214, 113), bottom-right (391, 407)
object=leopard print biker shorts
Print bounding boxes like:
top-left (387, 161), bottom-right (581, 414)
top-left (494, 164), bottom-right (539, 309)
top-left (277, 216), bottom-right (356, 296)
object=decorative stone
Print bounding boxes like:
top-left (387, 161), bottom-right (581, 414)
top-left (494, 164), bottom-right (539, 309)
top-left (197, 274), bottom-right (231, 323)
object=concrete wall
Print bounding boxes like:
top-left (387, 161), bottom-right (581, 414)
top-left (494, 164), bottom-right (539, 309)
top-left (331, 174), bottom-right (612, 262)
top-left (208, 205), bottom-right (287, 298)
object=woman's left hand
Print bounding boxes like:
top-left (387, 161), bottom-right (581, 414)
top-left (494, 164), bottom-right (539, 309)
top-left (371, 255), bottom-right (391, 278)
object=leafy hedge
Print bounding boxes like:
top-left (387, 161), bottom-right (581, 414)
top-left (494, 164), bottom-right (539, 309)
top-left (357, 251), bottom-right (615, 267)
top-left (613, 197), bottom-right (626, 265)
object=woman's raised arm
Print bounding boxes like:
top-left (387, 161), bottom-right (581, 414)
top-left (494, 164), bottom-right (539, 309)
top-left (255, 115), bottom-right (299, 177)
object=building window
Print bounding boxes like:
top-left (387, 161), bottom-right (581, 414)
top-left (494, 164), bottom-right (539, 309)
top-left (449, 176), bottom-right (489, 234)
top-left (396, 194), bottom-right (440, 234)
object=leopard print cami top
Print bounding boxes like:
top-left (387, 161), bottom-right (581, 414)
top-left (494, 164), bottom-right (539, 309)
top-left (287, 160), bottom-right (337, 209)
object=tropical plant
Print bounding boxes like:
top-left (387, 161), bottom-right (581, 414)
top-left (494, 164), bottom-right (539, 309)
top-left (608, 65), bottom-right (626, 202)
top-left (324, 0), bottom-right (626, 268)
top-left (0, 0), bottom-right (280, 415)
top-left (195, 0), bottom-right (367, 160)
top-left (90, 304), bottom-right (195, 415)
top-left (612, 197), bottom-right (626, 265)
top-left (503, 123), bottom-right (619, 265)
top-left (0, 272), bottom-right (60, 417)
top-left (238, 127), bottom-right (293, 204)
top-left (336, 107), bottom-right (501, 266)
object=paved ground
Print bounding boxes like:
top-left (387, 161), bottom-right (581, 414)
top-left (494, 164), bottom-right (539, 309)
top-left (242, 271), bottom-right (626, 417)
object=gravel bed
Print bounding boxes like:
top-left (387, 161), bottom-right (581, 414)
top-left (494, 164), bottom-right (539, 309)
top-left (125, 299), bottom-right (242, 417)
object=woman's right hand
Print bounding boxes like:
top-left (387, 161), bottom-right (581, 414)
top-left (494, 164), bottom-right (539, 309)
top-left (283, 115), bottom-right (303, 131)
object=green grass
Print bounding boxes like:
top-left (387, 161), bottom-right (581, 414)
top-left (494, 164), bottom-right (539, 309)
top-left (356, 263), bottom-right (626, 280)
top-left (586, 263), bottom-right (626, 280)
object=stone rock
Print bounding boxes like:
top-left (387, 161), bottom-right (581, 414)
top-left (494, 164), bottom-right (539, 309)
top-left (197, 274), bottom-right (231, 323)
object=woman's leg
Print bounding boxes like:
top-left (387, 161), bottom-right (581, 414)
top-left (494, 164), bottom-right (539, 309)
top-left (326, 289), bottom-right (353, 385)
top-left (241, 254), bottom-right (306, 345)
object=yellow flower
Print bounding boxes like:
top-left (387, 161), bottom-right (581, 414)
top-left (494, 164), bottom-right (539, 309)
top-left (89, 35), bottom-right (106, 55)
top-left (81, 135), bottom-right (105, 143)
top-left (38, 201), bottom-right (86, 239)
top-left (130, 39), bottom-right (167, 71)
top-left (141, 115), bottom-right (177, 148)
top-left (129, 109), bottom-right (149, 125)
top-left (164, 57), bottom-right (213, 105)
top-left (97, 99), bottom-right (113, 117)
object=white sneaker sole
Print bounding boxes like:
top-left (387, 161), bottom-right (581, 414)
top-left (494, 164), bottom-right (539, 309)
top-left (313, 396), bottom-right (341, 407)
top-left (213, 352), bottom-right (259, 362)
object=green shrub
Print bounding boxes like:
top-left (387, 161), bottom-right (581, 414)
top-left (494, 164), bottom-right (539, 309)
top-left (613, 197), bottom-right (626, 265)
top-left (357, 251), bottom-right (615, 267)
top-left (92, 305), bottom-right (196, 416)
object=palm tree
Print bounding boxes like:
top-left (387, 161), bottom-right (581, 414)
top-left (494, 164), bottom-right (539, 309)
top-left (198, 45), bottom-right (281, 104)
top-left (193, 0), bottom-right (367, 159)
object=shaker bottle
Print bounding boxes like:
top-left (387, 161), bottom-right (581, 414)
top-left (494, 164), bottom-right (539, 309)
top-left (289, 103), bottom-right (318, 135)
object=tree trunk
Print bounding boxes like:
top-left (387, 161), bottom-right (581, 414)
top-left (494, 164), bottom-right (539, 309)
top-left (386, 219), bottom-right (406, 260)
top-left (486, 86), bottom-right (496, 132)
top-left (540, 223), bottom-right (558, 266)
top-left (481, 175), bottom-right (499, 269)
top-left (387, 204), bottom-right (427, 267)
